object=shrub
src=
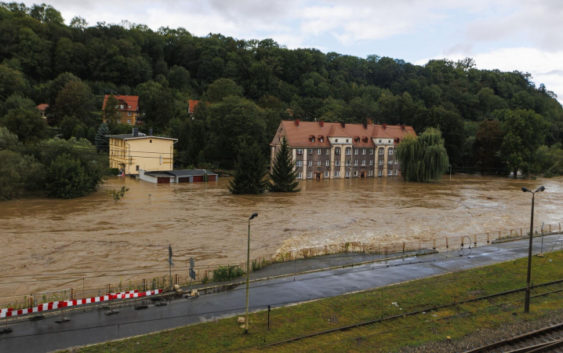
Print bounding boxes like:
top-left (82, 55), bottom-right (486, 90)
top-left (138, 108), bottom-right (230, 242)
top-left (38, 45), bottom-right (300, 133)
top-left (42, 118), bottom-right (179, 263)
top-left (213, 265), bottom-right (244, 282)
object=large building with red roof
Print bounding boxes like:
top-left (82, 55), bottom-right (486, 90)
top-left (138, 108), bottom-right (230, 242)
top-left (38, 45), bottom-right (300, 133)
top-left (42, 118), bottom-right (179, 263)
top-left (102, 95), bottom-right (139, 125)
top-left (270, 120), bottom-right (416, 179)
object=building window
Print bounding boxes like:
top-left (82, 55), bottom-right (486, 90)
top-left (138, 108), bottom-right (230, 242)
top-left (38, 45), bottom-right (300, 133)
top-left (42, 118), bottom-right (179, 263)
top-left (378, 148), bottom-right (384, 155)
top-left (335, 160), bottom-right (340, 167)
top-left (362, 160), bottom-right (366, 166)
top-left (370, 149), bottom-right (374, 155)
top-left (369, 170), bottom-right (373, 176)
top-left (369, 160), bottom-right (373, 166)
top-left (354, 149), bottom-right (359, 155)
top-left (308, 149), bottom-right (313, 154)
top-left (308, 160), bottom-right (313, 167)
top-left (335, 139), bottom-right (338, 143)
top-left (345, 170), bottom-right (350, 177)
top-left (324, 170), bottom-right (329, 178)
top-left (128, 112), bottom-right (132, 116)
top-left (127, 119), bottom-right (131, 124)
top-left (334, 170), bottom-right (340, 177)
top-left (379, 160), bottom-right (383, 165)
top-left (346, 159), bottom-right (351, 166)
top-left (298, 172), bottom-right (303, 179)
top-left (335, 147), bottom-right (341, 155)
top-left (389, 148), bottom-right (394, 155)
top-left (317, 160), bottom-right (321, 166)
top-left (325, 160), bottom-right (330, 167)
top-left (388, 170), bottom-right (393, 176)
top-left (296, 160), bottom-right (303, 167)
top-left (159, 155), bottom-right (163, 165)
top-left (326, 149), bottom-right (330, 155)
top-left (297, 149), bottom-right (303, 155)
top-left (345, 147), bottom-right (351, 155)
top-left (378, 170), bottom-right (382, 176)
top-left (136, 165), bottom-right (139, 171)
top-left (318, 148), bottom-right (322, 155)
top-left (307, 171), bottom-right (312, 179)
top-left (354, 171), bottom-right (358, 177)
top-left (354, 160), bottom-right (358, 166)
top-left (362, 148), bottom-right (366, 155)
top-left (150, 139), bottom-right (152, 143)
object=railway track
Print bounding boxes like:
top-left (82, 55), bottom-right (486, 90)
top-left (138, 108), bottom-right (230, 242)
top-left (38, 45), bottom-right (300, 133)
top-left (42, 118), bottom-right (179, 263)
top-left (462, 322), bottom-right (563, 353)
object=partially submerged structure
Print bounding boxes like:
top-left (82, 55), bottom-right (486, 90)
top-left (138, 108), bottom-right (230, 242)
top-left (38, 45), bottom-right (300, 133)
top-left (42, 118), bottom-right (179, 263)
top-left (270, 120), bottom-right (416, 179)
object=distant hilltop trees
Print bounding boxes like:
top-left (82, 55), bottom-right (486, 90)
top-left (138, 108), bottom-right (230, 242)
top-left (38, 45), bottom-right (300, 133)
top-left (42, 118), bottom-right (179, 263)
top-left (0, 2), bottom-right (562, 189)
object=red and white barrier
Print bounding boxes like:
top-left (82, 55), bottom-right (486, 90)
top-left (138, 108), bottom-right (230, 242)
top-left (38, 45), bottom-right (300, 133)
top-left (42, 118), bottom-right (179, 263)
top-left (0, 289), bottom-right (162, 318)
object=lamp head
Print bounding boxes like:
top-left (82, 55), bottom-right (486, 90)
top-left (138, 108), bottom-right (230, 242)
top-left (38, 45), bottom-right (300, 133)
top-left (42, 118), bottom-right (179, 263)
top-left (249, 213), bottom-right (258, 220)
top-left (522, 187), bottom-right (530, 192)
top-left (535, 186), bottom-right (545, 193)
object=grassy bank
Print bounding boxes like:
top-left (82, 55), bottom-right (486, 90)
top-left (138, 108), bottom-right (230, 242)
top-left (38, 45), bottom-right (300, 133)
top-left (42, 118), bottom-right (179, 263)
top-left (64, 251), bottom-right (563, 353)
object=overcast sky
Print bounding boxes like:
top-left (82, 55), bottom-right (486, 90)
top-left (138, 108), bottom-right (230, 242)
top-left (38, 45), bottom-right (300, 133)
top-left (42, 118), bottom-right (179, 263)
top-left (24, 0), bottom-right (563, 103)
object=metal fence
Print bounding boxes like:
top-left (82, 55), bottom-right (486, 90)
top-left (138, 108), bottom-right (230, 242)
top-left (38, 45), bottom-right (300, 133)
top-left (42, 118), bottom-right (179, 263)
top-left (1, 222), bottom-right (562, 310)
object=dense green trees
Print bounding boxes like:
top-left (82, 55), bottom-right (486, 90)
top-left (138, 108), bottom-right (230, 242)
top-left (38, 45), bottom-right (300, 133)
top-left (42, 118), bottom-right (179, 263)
top-left (229, 141), bottom-right (269, 194)
top-left (269, 137), bottom-right (299, 192)
top-left (0, 1), bottom-right (562, 197)
top-left (397, 128), bottom-right (450, 182)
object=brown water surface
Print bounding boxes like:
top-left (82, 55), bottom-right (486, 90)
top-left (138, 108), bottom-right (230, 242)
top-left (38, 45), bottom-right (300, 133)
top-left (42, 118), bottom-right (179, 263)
top-left (1, 175), bottom-right (562, 299)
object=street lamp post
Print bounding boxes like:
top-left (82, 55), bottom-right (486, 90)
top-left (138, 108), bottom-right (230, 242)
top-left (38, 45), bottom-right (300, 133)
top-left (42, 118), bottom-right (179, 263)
top-left (245, 213), bottom-right (258, 334)
top-left (522, 186), bottom-right (545, 313)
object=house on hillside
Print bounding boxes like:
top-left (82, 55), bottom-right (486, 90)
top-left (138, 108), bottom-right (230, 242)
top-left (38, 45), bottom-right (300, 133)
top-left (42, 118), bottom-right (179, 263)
top-left (36, 103), bottom-right (48, 119)
top-left (102, 95), bottom-right (140, 125)
top-left (270, 120), bottom-right (416, 180)
top-left (108, 128), bottom-right (177, 175)
top-left (188, 99), bottom-right (200, 116)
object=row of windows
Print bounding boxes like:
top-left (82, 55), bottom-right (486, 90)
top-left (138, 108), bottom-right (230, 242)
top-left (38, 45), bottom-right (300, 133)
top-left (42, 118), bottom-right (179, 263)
top-left (296, 148), bottom-right (393, 156)
top-left (297, 169), bottom-right (398, 179)
top-left (296, 158), bottom-right (397, 168)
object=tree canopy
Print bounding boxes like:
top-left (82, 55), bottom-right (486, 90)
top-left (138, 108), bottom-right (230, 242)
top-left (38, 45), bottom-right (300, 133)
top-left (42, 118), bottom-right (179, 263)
top-left (397, 128), bottom-right (450, 182)
top-left (0, 1), bottom-right (562, 192)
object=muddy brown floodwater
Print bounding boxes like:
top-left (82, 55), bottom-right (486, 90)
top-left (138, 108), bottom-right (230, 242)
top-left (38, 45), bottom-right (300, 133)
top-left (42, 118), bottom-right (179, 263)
top-left (1, 175), bottom-right (562, 300)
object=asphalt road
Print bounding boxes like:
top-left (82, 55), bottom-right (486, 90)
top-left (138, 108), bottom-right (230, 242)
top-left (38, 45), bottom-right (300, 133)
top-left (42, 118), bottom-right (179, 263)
top-left (1, 234), bottom-right (562, 353)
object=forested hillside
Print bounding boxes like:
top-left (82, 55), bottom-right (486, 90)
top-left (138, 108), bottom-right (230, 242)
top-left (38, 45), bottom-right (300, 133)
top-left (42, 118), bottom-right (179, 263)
top-left (1, 2), bottom-right (563, 184)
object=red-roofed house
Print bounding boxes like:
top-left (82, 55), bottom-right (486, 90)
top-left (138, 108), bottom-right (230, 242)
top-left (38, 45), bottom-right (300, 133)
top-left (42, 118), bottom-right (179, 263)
top-left (188, 99), bottom-right (200, 115)
top-left (36, 103), bottom-right (49, 119)
top-left (102, 95), bottom-right (139, 125)
top-left (270, 120), bottom-right (416, 180)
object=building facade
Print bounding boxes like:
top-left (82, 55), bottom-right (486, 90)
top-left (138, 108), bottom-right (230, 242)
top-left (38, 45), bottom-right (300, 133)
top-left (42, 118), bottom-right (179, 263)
top-left (102, 95), bottom-right (140, 125)
top-left (270, 120), bottom-right (416, 179)
top-left (108, 129), bottom-right (177, 175)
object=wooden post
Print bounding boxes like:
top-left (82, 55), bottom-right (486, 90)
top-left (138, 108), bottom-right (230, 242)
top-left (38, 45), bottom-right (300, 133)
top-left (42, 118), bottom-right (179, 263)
top-left (520, 228), bottom-right (523, 236)
top-left (446, 237), bottom-right (449, 249)
top-left (402, 242), bottom-right (405, 254)
top-left (433, 239), bottom-right (436, 250)
top-left (70, 288), bottom-right (74, 300)
top-left (549, 224), bottom-right (552, 233)
top-left (474, 234), bottom-right (477, 247)
top-left (487, 233), bottom-right (490, 244)
top-left (107, 284), bottom-right (111, 293)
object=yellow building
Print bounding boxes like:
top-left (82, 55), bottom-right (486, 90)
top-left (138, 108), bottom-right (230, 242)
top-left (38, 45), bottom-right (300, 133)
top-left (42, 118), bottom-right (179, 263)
top-left (108, 129), bottom-right (177, 175)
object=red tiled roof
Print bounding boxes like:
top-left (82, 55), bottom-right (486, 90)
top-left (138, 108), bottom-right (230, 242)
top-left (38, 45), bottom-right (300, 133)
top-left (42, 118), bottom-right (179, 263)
top-left (271, 120), bottom-right (416, 148)
top-left (36, 103), bottom-right (49, 111)
top-left (188, 99), bottom-right (200, 114)
top-left (102, 95), bottom-right (139, 112)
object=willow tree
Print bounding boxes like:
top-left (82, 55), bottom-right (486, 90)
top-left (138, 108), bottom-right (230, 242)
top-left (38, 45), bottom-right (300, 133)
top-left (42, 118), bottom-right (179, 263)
top-left (397, 128), bottom-right (449, 182)
top-left (269, 137), bottom-right (300, 192)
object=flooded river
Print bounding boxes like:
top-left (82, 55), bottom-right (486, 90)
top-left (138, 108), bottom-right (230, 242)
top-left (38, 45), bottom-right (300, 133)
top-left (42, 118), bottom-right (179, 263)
top-left (1, 175), bottom-right (563, 299)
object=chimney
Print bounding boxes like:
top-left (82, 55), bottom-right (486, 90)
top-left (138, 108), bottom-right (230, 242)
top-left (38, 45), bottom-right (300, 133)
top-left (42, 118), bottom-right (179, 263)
top-left (340, 122), bottom-right (345, 128)
top-left (362, 120), bottom-right (367, 129)
top-left (401, 124), bottom-right (405, 130)
top-left (367, 118), bottom-right (373, 125)
top-left (294, 119), bottom-right (300, 126)
top-left (319, 120), bottom-right (324, 127)
top-left (382, 123), bottom-right (387, 129)
top-left (132, 128), bottom-right (139, 137)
